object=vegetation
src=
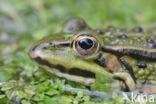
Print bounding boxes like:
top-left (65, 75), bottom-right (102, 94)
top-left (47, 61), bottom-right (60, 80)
top-left (1, 0), bottom-right (156, 103)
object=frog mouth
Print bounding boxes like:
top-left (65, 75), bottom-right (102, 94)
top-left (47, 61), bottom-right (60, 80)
top-left (31, 56), bottom-right (134, 91)
top-left (32, 56), bottom-right (96, 78)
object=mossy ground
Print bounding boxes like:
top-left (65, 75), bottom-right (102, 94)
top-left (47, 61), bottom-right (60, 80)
top-left (0, 0), bottom-right (156, 104)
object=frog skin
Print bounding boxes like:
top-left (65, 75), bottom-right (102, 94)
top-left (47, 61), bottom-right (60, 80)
top-left (29, 18), bottom-right (156, 93)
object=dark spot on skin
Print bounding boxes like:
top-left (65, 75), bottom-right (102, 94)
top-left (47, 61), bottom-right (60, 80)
top-left (146, 38), bottom-right (156, 48)
top-left (49, 42), bottom-right (53, 45)
top-left (33, 57), bottom-right (66, 73)
top-left (95, 54), bottom-right (106, 67)
top-left (69, 68), bottom-right (95, 78)
top-left (131, 26), bottom-right (143, 33)
top-left (96, 29), bottom-right (104, 35)
top-left (118, 34), bottom-right (128, 39)
top-left (137, 62), bottom-right (147, 69)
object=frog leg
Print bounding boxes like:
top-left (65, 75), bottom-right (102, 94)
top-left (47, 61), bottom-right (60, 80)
top-left (103, 54), bottom-right (136, 91)
top-left (119, 57), bottom-right (137, 83)
top-left (112, 57), bottom-right (137, 91)
top-left (113, 72), bottom-right (136, 91)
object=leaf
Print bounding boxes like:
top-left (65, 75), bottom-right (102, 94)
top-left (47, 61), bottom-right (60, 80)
top-left (21, 99), bottom-right (31, 104)
top-left (45, 89), bottom-right (59, 96)
top-left (96, 73), bottom-right (113, 83)
top-left (0, 95), bottom-right (5, 99)
top-left (1, 82), bottom-right (15, 91)
top-left (77, 91), bottom-right (83, 98)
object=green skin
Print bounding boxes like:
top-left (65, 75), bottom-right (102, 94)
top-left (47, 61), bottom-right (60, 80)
top-left (29, 18), bottom-right (156, 93)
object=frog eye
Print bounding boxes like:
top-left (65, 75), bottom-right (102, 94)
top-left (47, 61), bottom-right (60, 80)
top-left (73, 36), bottom-right (99, 56)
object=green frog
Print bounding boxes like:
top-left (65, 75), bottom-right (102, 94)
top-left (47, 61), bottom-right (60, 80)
top-left (29, 18), bottom-right (156, 94)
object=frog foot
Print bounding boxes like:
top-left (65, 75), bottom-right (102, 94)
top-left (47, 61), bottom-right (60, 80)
top-left (113, 72), bottom-right (136, 91)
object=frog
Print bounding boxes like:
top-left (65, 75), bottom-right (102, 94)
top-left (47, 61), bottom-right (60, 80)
top-left (29, 17), bottom-right (156, 94)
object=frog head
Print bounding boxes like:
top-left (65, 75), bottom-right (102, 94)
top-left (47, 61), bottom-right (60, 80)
top-left (29, 18), bottom-right (112, 86)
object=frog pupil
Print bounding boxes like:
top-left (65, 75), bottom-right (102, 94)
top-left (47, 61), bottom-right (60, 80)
top-left (78, 38), bottom-right (93, 49)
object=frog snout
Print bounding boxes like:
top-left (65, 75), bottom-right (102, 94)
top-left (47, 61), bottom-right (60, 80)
top-left (29, 47), bottom-right (38, 59)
